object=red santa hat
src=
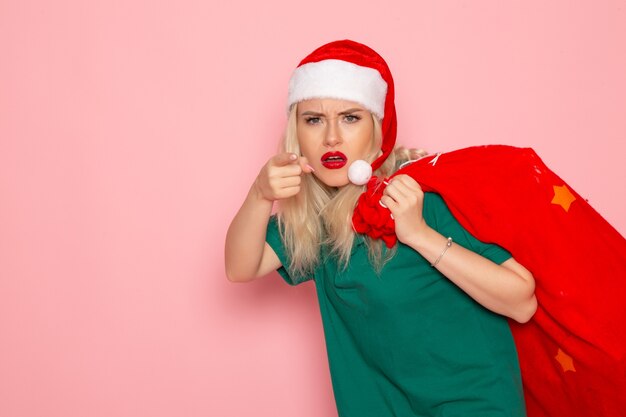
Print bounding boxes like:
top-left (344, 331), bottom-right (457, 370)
top-left (286, 39), bottom-right (397, 185)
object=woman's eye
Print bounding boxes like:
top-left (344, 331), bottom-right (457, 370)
top-left (344, 115), bottom-right (360, 123)
top-left (305, 117), bottom-right (321, 124)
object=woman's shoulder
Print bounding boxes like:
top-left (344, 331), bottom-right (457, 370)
top-left (422, 191), bottom-right (448, 214)
top-left (421, 192), bottom-right (461, 232)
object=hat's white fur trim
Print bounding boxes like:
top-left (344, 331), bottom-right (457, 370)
top-left (287, 59), bottom-right (387, 119)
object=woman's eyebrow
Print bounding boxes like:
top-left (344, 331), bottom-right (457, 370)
top-left (300, 108), bottom-right (365, 116)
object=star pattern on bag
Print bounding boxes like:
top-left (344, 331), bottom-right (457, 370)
top-left (555, 348), bottom-right (576, 372)
top-left (551, 184), bottom-right (576, 212)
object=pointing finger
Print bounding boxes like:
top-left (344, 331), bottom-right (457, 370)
top-left (273, 152), bottom-right (299, 167)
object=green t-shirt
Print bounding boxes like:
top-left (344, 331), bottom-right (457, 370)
top-left (266, 192), bottom-right (525, 417)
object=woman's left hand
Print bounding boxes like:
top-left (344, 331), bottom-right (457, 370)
top-left (380, 175), bottom-right (429, 245)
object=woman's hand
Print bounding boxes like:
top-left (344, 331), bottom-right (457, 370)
top-left (226, 152), bottom-right (312, 282)
top-left (380, 174), bottom-right (428, 245)
top-left (253, 152), bottom-right (314, 202)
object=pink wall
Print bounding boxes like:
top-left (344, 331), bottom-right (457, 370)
top-left (1, 1), bottom-right (624, 416)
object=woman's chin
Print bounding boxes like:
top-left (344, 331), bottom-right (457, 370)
top-left (314, 171), bottom-right (350, 188)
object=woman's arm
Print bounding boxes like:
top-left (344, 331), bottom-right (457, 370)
top-left (405, 226), bottom-right (537, 323)
top-left (382, 175), bottom-right (537, 323)
top-left (224, 153), bottom-right (311, 282)
top-left (224, 186), bottom-right (280, 282)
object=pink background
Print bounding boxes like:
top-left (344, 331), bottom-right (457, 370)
top-left (1, 1), bottom-right (624, 416)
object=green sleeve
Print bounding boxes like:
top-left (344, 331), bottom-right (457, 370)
top-left (423, 193), bottom-right (512, 265)
top-left (265, 215), bottom-right (314, 286)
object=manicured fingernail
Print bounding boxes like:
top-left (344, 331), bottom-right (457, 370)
top-left (306, 164), bottom-right (315, 172)
top-left (379, 200), bottom-right (388, 209)
top-left (289, 154), bottom-right (297, 160)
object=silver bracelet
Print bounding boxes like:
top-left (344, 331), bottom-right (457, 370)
top-left (431, 237), bottom-right (453, 267)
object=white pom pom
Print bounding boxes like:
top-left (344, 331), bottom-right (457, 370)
top-left (348, 160), bottom-right (373, 185)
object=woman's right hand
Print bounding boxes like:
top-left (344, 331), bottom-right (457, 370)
top-left (253, 152), bottom-right (314, 201)
top-left (227, 152), bottom-right (310, 282)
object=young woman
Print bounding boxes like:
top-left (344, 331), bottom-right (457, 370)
top-left (225, 39), bottom-right (537, 417)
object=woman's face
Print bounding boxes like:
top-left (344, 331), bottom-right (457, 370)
top-left (296, 98), bottom-right (379, 188)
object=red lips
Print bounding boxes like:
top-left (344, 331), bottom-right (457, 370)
top-left (321, 152), bottom-right (347, 169)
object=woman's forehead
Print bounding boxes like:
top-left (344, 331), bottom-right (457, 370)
top-left (297, 98), bottom-right (367, 114)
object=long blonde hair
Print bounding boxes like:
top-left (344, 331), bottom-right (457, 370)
top-left (276, 103), bottom-right (425, 280)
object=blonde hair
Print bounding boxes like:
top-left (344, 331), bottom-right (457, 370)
top-left (276, 103), bottom-right (426, 280)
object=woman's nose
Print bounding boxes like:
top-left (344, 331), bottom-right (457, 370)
top-left (323, 119), bottom-right (342, 146)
